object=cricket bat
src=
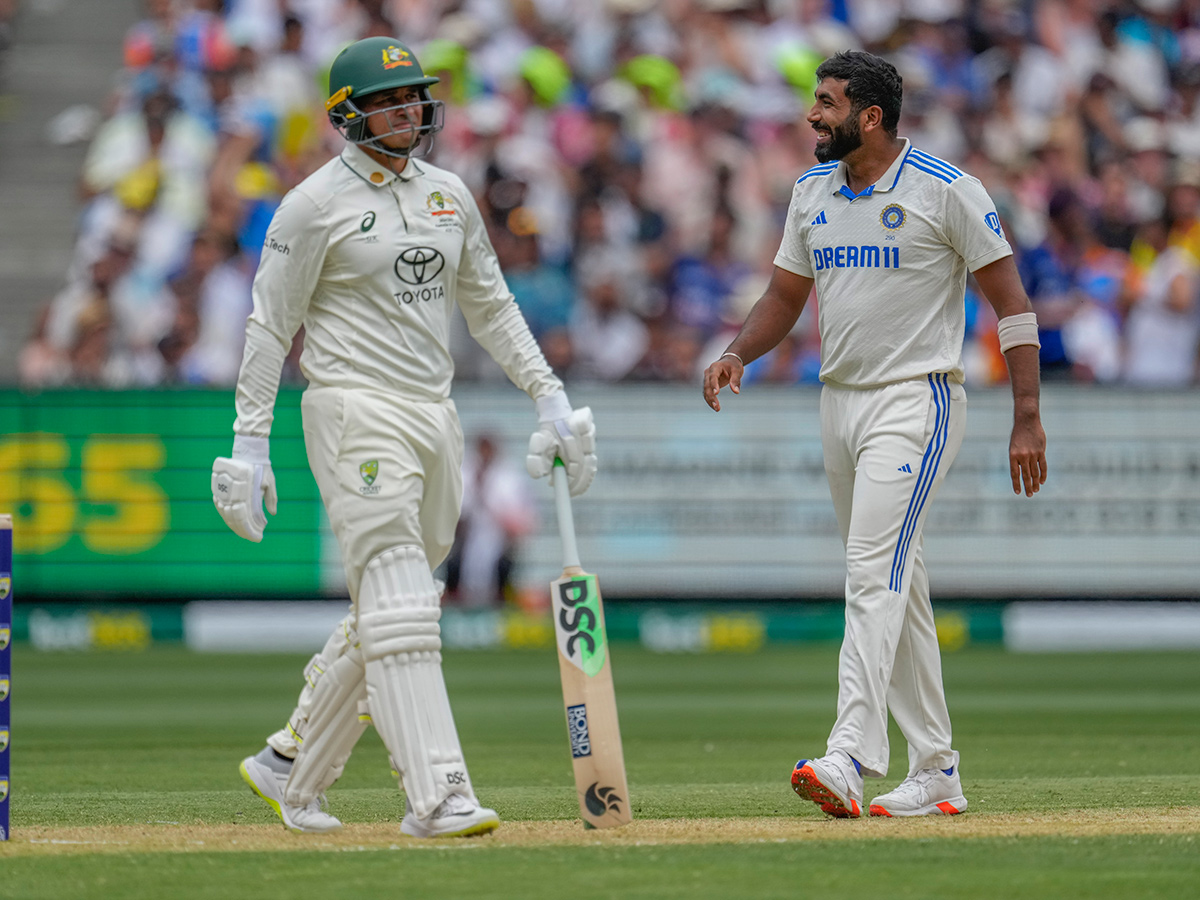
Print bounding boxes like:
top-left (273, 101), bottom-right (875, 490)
top-left (549, 459), bottom-right (631, 829)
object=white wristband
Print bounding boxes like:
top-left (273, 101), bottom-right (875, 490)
top-left (536, 389), bottom-right (572, 423)
top-left (997, 312), bottom-right (1040, 353)
top-left (720, 351), bottom-right (744, 366)
top-left (233, 433), bottom-right (270, 463)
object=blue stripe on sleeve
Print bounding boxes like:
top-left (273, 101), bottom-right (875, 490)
top-left (910, 149), bottom-right (963, 177)
top-left (796, 163), bottom-right (839, 184)
top-left (903, 159), bottom-right (957, 184)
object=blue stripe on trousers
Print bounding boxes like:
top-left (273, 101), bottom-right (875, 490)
top-left (888, 374), bottom-right (950, 592)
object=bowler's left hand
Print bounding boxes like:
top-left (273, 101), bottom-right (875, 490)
top-left (1009, 414), bottom-right (1047, 497)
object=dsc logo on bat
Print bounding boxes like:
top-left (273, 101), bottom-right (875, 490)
top-left (555, 575), bottom-right (606, 677)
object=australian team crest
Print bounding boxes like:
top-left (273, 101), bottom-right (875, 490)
top-left (0, 625), bottom-right (9, 651)
top-left (381, 45), bottom-right (413, 69)
top-left (0, 576), bottom-right (9, 600)
top-left (0, 678), bottom-right (8, 702)
top-left (426, 191), bottom-right (456, 218)
top-left (0, 779), bottom-right (7, 803)
top-left (880, 204), bottom-right (906, 230)
top-left (359, 459), bottom-right (382, 496)
top-left (0, 730), bottom-right (8, 753)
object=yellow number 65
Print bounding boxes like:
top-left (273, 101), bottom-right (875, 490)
top-left (0, 434), bottom-right (168, 555)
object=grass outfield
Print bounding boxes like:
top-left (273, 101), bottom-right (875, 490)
top-left (2, 643), bottom-right (1198, 898)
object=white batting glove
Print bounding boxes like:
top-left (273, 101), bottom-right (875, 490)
top-left (526, 390), bottom-right (597, 497)
top-left (211, 434), bottom-right (278, 542)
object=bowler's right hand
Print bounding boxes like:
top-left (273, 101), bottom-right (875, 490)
top-left (212, 435), bottom-right (278, 542)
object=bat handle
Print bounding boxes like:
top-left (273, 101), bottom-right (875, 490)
top-left (552, 459), bottom-right (581, 570)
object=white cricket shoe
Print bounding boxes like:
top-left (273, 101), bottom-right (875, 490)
top-left (869, 755), bottom-right (967, 817)
top-left (791, 749), bottom-right (863, 818)
top-left (239, 749), bottom-right (343, 834)
top-left (276, 796), bottom-right (344, 833)
top-left (400, 794), bottom-right (500, 838)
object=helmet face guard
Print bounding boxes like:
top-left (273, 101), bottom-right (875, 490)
top-left (325, 37), bottom-right (444, 159)
top-left (327, 88), bottom-right (445, 159)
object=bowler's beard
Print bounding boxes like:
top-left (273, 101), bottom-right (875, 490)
top-left (814, 116), bottom-right (863, 163)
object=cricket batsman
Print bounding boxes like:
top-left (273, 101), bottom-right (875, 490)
top-left (211, 36), bottom-right (596, 837)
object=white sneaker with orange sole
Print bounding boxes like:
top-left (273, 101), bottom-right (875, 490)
top-left (869, 754), bottom-right (967, 817)
top-left (791, 749), bottom-right (863, 818)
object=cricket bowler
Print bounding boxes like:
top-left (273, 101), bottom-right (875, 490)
top-left (703, 51), bottom-right (1047, 819)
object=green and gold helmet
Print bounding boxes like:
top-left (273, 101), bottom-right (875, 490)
top-left (325, 37), bottom-right (445, 158)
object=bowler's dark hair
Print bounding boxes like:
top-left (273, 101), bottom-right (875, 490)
top-left (815, 51), bottom-right (903, 135)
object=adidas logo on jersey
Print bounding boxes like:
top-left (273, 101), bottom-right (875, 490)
top-left (810, 211), bottom-right (828, 226)
top-left (898, 463), bottom-right (912, 473)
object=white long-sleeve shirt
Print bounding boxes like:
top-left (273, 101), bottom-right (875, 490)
top-left (233, 144), bottom-right (562, 436)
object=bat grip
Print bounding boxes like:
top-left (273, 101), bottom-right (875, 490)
top-left (552, 459), bottom-right (581, 570)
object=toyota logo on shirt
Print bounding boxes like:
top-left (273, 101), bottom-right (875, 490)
top-left (394, 247), bottom-right (445, 284)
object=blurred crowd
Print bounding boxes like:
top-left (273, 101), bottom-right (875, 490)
top-left (17, 0), bottom-right (1200, 390)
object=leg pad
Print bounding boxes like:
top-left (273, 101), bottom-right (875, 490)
top-left (358, 545), bottom-right (476, 819)
top-left (283, 643), bottom-right (368, 806)
top-left (267, 614), bottom-right (357, 758)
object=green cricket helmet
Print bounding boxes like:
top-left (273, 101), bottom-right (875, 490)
top-left (325, 37), bottom-right (445, 158)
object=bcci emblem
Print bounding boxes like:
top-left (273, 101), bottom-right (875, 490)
top-left (359, 460), bottom-right (381, 495)
top-left (880, 204), bottom-right (906, 230)
top-left (0, 730), bottom-right (8, 753)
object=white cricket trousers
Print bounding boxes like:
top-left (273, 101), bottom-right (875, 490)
top-left (301, 386), bottom-right (464, 599)
top-left (820, 373), bottom-right (966, 779)
top-left (268, 387), bottom-right (472, 809)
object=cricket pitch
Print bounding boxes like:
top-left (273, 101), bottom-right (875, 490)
top-left (4, 807), bottom-right (1199, 856)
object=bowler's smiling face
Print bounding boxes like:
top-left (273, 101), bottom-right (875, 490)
top-left (808, 78), bottom-right (865, 164)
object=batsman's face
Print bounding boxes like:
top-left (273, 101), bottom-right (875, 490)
top-left (361, 86), bottom-right (424, 148)
top-left (808, 78), bottom-right (864, 163)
